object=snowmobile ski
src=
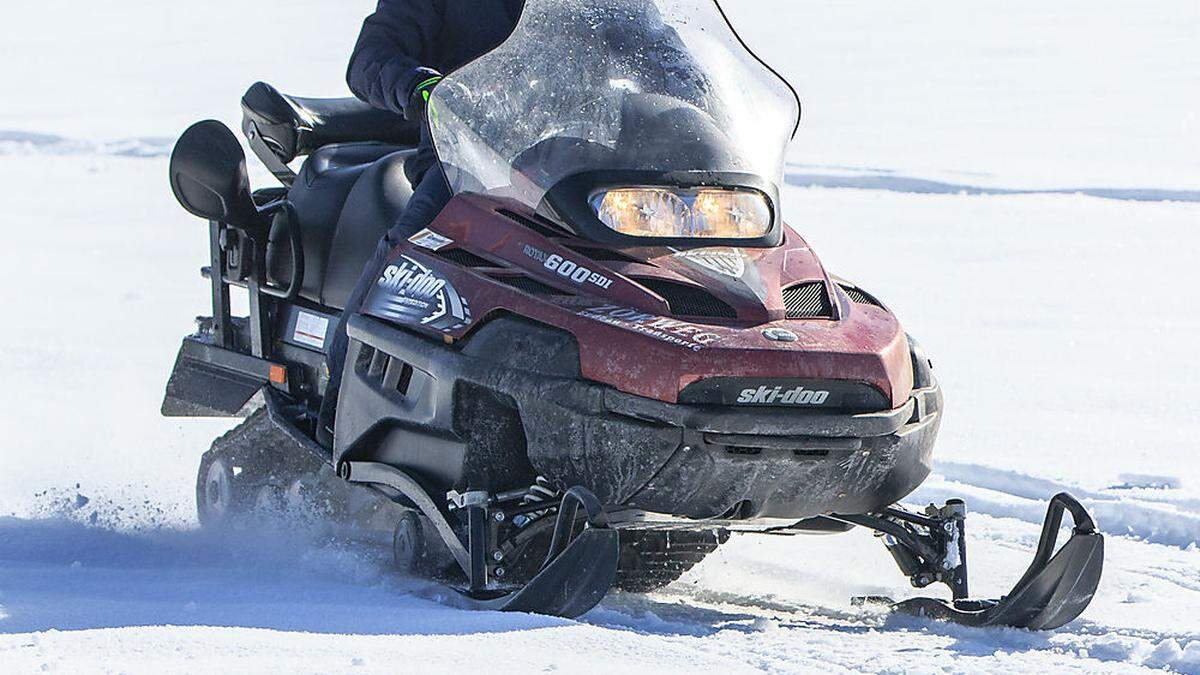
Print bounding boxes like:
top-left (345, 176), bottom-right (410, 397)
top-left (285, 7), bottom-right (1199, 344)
top-left (842, 493), bottom-right (1103, 630)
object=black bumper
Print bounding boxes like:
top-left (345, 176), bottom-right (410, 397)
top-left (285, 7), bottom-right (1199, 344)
top-left (523, 378), bottom-right (942, 521)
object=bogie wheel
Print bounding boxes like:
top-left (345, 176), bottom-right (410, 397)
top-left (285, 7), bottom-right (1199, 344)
top-left (392, 511), bottom-right (430, 574)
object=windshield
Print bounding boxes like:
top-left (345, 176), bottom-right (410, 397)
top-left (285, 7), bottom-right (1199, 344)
top-left (428, 0), bottom-right (800, 215)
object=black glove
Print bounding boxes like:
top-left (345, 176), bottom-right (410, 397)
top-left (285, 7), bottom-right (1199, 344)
top-left (405, 69), bottom-right (443, 122)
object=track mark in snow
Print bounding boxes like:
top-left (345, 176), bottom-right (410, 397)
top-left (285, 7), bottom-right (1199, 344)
top-left (603, 584), bottom-right (1200, 674)
top-left (1114, 474), bottom-right (1184, 491)
top-left (0, 130), bottom-right (171, 158)
top-left (912, 462), bottom-right (1200, 549)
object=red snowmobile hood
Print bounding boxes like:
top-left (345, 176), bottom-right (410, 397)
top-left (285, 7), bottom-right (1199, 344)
top-left (373, 194), bottom-right (914, 408)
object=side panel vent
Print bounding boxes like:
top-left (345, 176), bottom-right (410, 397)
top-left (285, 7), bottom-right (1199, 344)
top-left (636, 278), bottom-right (737, 319)
top-left (357, 346), bottom-right (415, 397)
top-left (492, 274), bottom-right (576, 297)
top-left (498, 209), bottom-right (571, 239)
top-left (838, 283), bottom-right (883, 308)
top-left (782, 282), bottom-right (834, 319)
top-left (565, 245), bottom-right (642, 264)
top-left (434, 247), bottom-right (498, 269)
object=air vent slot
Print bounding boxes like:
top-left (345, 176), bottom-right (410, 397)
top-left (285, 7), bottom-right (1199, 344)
top-left (434, 247), bottom-right (498, 269)
top-left (635, 277), bottom-right (737, 319)
top-left (782, 282), bottom-right (834, 319)
top-left (565, 245), bottom-right (642, 264)
top-left (838, 283), bottom-right (883, 308)
top-left (498, 209), bottom-right (571, 239)
top-left (492, 274), bottom-right (576, 297)
top-left (385, 359), bottom-right (414, 396)
top-left (356, 347), bottom-right (415, 397)
top-left (356, 345), bottom-right (380, 374)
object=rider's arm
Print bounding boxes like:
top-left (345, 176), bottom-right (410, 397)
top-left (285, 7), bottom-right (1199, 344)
top-left (347, 0), bottom-right (445, 117)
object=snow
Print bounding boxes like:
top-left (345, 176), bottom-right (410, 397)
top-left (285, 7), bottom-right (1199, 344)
top-left (1, 0), bottom-right (1199, 673)
top-left (729, 0), bottom-right (1200, 191)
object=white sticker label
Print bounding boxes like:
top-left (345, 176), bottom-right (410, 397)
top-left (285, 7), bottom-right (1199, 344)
top-left (293, 311), bottom-right (330, 350)
top-left (408, 229), bottom-right (454, 251)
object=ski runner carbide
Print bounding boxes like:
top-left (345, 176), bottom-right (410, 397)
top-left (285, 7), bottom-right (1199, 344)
top-left (162, 0), bottom-right (1103, 626)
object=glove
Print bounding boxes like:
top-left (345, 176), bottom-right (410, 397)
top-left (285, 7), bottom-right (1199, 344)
top-left (405, 69), bottom-right (444, 122)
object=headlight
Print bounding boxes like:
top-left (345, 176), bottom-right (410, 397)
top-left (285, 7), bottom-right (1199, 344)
top-left (591, 187), bottom-right (772, 239)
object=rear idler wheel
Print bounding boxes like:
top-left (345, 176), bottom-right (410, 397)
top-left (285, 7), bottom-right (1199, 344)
top-left (196, 455), bottom-right (252, 527)
top-left (194, 408), bottom-right (319, 528)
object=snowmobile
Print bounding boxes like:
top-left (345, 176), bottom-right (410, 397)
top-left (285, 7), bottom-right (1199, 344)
top-left (162, 0), bottom-right (1103, 627)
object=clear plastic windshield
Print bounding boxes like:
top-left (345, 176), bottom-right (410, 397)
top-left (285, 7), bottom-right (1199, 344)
top-left (428, 0), bottom-right (800, 210)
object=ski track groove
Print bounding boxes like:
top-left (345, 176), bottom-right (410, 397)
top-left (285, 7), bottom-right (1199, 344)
top-left (911, 462), bottom-right (1200, 549)
top-left (597, 586), bottom-right (1200, 674)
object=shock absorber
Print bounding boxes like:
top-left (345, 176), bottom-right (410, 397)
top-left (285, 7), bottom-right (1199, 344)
top-left (936, 499), bottom-right (969, 600)
top-left (514, 477), bottom-right (559, 528)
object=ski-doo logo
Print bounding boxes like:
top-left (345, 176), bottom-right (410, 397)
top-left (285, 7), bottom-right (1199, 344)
top-left (578, 305), bottom-right (722, 352)
top-left (673, 248), bottom-right (746, 278)
top-left (379, 259), bottom-right (446, 299)
top-left (367, 256), bottom-right (471, 332)
top-left (523, 245), bottom-right (614, 290)
top-left (737, 385), bottom-right (830, 406)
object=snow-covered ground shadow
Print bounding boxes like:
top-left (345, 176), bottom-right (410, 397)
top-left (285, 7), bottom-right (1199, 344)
top-left (0, 516), bottom-right (786, 641)
top-left (0, 518), bottom-right (572, 636)
top-left (0, 518), bottom-right (870, 642)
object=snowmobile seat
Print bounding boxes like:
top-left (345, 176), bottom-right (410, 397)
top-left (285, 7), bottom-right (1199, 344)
top-left (268, 145), bottom-right (415, 310)
top-left (241, 81), bottom-right (420, 183)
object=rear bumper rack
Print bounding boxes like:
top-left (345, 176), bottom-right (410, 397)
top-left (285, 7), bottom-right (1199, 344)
top-left (161, 334), bottom-right (286, 417)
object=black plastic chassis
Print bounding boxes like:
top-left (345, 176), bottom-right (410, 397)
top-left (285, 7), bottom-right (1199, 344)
top-left (337, 314), bottom-right (944, 525)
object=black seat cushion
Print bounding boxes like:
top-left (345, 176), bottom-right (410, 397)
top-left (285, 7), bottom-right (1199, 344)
top-left (268, 144), bottom-right (414, 310)
top-left (321, 151), bottom-right (416, 308)
top-left (241, 82), bottom-right (420, 165)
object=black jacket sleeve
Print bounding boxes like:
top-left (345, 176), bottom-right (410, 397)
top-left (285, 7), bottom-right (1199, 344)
top-left (347, 0), bottom-right (445, 116)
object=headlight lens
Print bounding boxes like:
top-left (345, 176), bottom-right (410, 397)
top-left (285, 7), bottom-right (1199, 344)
top-left (591, 187), bottom-right (771, 239)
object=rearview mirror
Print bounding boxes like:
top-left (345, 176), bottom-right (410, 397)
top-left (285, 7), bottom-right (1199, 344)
top-left (169, 120), bottom-right (261, 232)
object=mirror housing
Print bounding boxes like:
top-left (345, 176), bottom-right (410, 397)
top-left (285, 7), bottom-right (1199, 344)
top-left (169, 120), bottom-right (262, 234)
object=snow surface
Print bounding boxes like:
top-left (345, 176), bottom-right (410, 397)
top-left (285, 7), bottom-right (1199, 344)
top-left (1, 1), bottom-right (1198, 673)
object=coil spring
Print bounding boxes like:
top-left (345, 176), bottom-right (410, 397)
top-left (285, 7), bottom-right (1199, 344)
top-left (514, 477), bottom-right (559, 527)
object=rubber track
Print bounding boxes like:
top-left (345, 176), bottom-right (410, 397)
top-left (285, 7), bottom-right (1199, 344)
top-left (614, 529), bottom-right (729, 593)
